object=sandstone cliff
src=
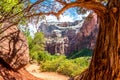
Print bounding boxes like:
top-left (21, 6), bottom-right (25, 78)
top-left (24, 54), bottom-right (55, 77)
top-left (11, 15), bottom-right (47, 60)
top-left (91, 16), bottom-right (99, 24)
top-left (68, 13), bottom-right (99, 54)
top-left (45, 13), bottom-right (99, 55)
top-left (0, 22), bottom-right (42, 80)
top-left (45, 37), bottom-right (69, 55)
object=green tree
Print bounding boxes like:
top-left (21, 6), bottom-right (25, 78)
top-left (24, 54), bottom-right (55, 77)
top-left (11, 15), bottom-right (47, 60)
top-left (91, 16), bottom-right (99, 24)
top-left (28, 32), bottom-right (46, 61)
top-left (0, 0), bottom-right (25, 24)
top-left (30, 32), bottom-right (45, 51)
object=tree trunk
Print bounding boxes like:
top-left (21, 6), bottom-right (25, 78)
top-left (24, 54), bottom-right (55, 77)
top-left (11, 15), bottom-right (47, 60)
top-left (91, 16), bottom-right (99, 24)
top-left (74, 0), bottom-right (120, 80)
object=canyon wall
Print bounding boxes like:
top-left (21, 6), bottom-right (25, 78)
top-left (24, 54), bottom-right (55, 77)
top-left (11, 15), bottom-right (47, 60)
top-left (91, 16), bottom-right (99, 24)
top-left (68, 13), bottom-right (99, 54)
top-left (43, 13), bottom-right (99, 55)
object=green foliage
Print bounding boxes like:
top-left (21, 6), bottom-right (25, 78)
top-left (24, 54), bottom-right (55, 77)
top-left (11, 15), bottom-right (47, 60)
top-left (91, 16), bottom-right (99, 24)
top-left (0, 0), bottom-right (26, 25)
top-left (29, 32), bottom-right (45, 52)
top-left (56, 60), bottom-right (81, 77)
top-left (0, 0), bottom-right (24, 14)
top-left (27, 32), bottom-right (48, 62)
top-left (40, 58), bottom-right (62, 72)
top-left (40, 54), bottom-right (90, 77)
top-left (30, 51), bottom-right (50, 62)
top-left (37, 51), bottom-right (50, 62)
top-left (68, 48), bottom-right (93, 59)
top-left (40, 55), bottom-right (66, 72)
top-left (0, 0), bottom-right (19, 12)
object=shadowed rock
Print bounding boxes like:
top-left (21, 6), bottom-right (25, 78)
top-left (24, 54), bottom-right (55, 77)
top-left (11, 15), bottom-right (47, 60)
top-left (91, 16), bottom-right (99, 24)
top-left (0, 22), bottom-right (29, 70)
top-left (0, 22), bottom-right (43, 80)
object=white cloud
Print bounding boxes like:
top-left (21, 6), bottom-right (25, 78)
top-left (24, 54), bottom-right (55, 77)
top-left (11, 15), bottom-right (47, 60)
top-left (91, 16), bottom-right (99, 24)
top-left (45, 12), bottom-right (90, 22)
top-left (59, 15), bottom-right (74, 22)
top-left (46, 14), bottom-right (74, 22)
top-left (45, 15), bottom-right (58, 22)
top-left (44, 10), bottom-right (90, 22)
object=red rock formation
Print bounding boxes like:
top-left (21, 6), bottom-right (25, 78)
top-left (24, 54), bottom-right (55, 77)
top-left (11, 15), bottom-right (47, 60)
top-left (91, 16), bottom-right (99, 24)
top-left (45, 37), bottom-right (69, 55)
top-left (69, 13), bottom-right (99, 53)
top-left (0, 63), bottom-right (42, 80)
top-left (45, 13), bottom-right (99, 55)
top-left (0, 22), bottom-right (29, 70)
top-left (0, 22), bottom-right (42, 80)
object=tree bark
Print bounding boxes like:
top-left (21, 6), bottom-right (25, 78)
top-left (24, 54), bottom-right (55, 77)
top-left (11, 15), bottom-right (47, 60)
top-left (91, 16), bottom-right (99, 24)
top-left (74, 0), bottom-right (120, 80)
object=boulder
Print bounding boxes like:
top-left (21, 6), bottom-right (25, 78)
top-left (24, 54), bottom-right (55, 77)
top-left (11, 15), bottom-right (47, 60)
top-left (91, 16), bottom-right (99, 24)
top-left (0, 22), bottom-right (29, 70)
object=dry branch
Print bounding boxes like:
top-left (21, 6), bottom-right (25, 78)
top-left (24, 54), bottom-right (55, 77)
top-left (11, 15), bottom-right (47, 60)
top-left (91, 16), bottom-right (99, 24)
top-left (26, 1), bottom-right (107, 18)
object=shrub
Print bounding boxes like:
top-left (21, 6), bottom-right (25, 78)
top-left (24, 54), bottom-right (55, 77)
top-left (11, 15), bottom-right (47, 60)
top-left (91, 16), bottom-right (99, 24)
top-left (37, 51), bottom-right (51, 62)
top-left (29, 50), bottom-right (51, 63)
top-left (30, 51), bottom-right (39, 60)
top-left (40, 56), bottom-right (90, 77)
top-left (68, 48), bottom-right (93, 59)
top-left (40, 56), bottom-right (66, 72)
top-left (40, 60), bottom-right (59, 72)
top-left (72, 57), bottom-right (90, 67)
top-left (49, 55), bottom-right (66, 61)
top-left (56, 60), bottom-right (82, 77)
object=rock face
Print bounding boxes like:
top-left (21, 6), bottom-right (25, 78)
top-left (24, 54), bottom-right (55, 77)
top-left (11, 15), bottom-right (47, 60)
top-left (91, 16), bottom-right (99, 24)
top-left (0, 63), bottom-right (42, 80)
top-left (68, 13), bottom-right (99, 54)
top-left (0, 23), bottom-right (42, 80)
top-left (45, 37), bottom-right (69, 55)
top-left (39, 21), bottom-right (82, 55)
top-left (44, 13), bottom-right (99, 55)
top-left (0, 22), bottom-right (29, 70)
top-left (38, 20), bottom-right (82, 37)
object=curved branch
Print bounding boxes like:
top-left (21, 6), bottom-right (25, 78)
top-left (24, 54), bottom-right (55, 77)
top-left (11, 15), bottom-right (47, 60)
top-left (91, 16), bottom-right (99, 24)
top-left (26, 1), bottom-right (107, 18)
top-left (56, 1), bottom-right (107, 17)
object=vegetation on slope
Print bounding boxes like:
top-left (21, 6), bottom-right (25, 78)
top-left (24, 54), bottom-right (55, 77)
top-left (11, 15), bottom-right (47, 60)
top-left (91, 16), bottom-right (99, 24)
top-left (40, 55), bottom-right (90, 77)
top-left (26, 32), bottom-right (92, 77)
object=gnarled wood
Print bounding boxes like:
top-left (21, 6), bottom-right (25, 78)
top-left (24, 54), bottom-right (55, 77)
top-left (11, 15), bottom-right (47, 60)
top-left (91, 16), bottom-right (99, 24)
top-left (74, 0), bottom-right (120, 80)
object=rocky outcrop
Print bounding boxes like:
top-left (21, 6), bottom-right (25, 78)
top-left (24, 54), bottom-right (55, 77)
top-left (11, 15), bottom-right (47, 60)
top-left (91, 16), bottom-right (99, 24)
top-left (0, 63), bottom-right (42, 80)
top-left (68, 13), bottom-right (99, 53)
top-left (0, 23), bottom-right (42, 80)
top-left (45, 37), bottom-right (69, 55)
top-left (0, 22), bottom-right (29, 70)
top-left (38, 20), bottom-right (82, 37)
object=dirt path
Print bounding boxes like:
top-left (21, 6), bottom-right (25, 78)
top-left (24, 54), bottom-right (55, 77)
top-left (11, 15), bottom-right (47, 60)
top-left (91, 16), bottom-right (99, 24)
top-left (25, 64), bottom-right (70, 80)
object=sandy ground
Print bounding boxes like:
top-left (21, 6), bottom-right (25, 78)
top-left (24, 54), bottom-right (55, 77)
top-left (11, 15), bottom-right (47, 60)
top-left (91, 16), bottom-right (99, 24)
top-left (25, 64), bottom-right (70, 80)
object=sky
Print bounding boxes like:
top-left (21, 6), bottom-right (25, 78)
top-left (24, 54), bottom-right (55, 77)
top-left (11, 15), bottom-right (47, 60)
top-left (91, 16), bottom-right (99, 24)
top-left (45, 9), bottom-right (85, 22)
top-left (29, 0), bottom-right (89, 22)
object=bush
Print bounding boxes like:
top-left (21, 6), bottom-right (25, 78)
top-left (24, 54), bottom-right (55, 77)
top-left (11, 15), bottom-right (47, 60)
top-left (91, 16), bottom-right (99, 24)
top-left (37, 51), bottom-right (51, 62)
top-left (40, 55), bottom-right (66, 72)
top-left (29, 51), bottom-right (51, 63)
top-left (30, 51), bottom-right (39, 60)
top-left (56, 60), bottom-right (82, 77)
top-left (27, 32), bottom-right (49, 62)
top-left (68, 48), bottom-right (93, 59)
top-left (40, 56), bottom-right (90, 77)
top-left (40, 60), bottom-right (59, 72)
top-left (72, 57), bottom-right (90, 68)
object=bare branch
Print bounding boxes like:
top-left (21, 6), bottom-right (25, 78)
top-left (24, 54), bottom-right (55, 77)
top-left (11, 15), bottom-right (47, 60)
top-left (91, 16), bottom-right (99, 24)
top-left (26, 1), bottom-right (107, 18)
top-left (26, 12), bottom-right (57, 18)
top-left (56, 1), bottom-right (107, 17)
top-left (55, 0), bottom-right (67, 5)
